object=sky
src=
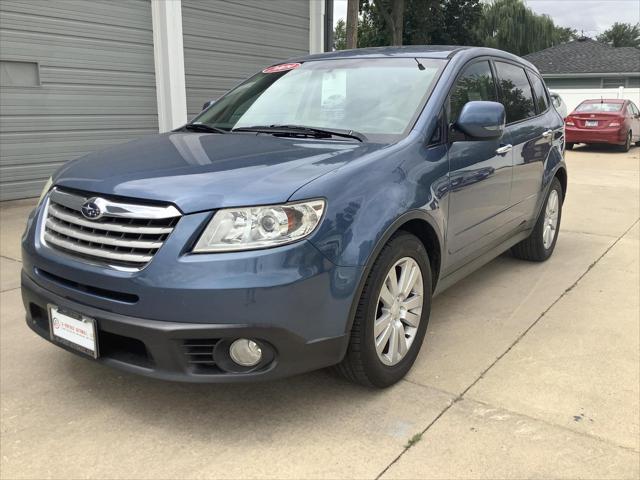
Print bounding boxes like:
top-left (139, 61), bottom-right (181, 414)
top-left (332, 0), bottom-right (640, 38)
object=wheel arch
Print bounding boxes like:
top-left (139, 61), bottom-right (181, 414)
top-left (396, 218), bottom-right (442, 290)
top-left (554, 165), bottom-right (568, 201)
top-left (343, 210), bottom-right (443, 337)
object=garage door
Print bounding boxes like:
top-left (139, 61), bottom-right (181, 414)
top-left (0, 0), bottom-right (158, 200)
top-left (182, 0), bottom-right (309, 119)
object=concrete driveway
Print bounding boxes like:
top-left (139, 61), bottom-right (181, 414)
top-left (1, 147), bottom-right (638, 479)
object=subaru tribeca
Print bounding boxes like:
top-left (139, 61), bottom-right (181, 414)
top-left (21, 46), bottom-right (567, 387)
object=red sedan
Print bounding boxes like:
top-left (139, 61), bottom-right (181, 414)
top-left (565, 99), bottom-right (640, 152)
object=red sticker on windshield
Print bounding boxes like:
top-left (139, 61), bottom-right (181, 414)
top-left (262, 63), bottom-right (301, 74)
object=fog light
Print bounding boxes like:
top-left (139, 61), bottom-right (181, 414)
top-left (229, 339), bottom-right (262, 367)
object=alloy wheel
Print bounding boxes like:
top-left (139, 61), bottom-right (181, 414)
top-left (374, 257), bottom-right (424, 366)
top-left (543, 189), bottom-right (559, 249)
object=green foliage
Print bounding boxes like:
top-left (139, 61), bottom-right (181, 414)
top-left (438, 0), bottom-right (483, 45)
top-left (354, 0), bottom-right (483, 47)
top-left (334, 18), bottom-right (347, 50)
top-left (477, 0), bottom-right (578, 55)
top-left (597, 22), bottom-right (640, 48)
top-left (334, 0), bottom-right (577, 54)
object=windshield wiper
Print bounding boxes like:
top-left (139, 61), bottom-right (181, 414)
top-left (181, 123), bottom-right (228, 134)
top-left (232, 124), bottom-right (366, 142)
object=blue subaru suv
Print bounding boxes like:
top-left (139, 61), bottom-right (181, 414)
top-left (21, 46), bottom-right (566, 387)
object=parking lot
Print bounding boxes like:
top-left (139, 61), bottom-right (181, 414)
top-left (1, 146), bottom-right (638, 479)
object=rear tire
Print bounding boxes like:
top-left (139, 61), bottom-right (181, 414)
top-left (619, 131), bottom-right (632, 152)
top-left (336, 232), bottom-right (432, 388)
top-left (565, 142), bottom-right (574, 151)
top-left (511, 177), bottom-right (563, 262)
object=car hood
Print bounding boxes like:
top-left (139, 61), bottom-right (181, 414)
top-left (54, 132), bottom-right (386, 213)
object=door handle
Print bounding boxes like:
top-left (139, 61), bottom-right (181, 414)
top-left (542, 129), bottom-right (553, 138)
top-left (496, 144), bottom-right (512, 155)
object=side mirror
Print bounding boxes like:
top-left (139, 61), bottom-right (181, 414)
top-left (202, 99), bottom-right (216, 111)
top-left (455, 101), bottom-right (506, 140)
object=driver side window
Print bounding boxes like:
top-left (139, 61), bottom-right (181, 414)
top-left (447, 61), bottom-right (497, 125)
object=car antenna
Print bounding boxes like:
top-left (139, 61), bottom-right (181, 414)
top-left (414, 58), bottom-right (425, 71)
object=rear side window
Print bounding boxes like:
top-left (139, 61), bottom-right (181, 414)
top-left (495, 62), bottom-right (536, 123)
top-left (529, 73), bottom-right (549, 113)
top-left (448, 61), bottom-right (497, 124)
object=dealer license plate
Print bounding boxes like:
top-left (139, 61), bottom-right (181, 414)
top-left (48, 305), bottom-right (98, 358)
top-left (585, 120), bottom-right (598, 127)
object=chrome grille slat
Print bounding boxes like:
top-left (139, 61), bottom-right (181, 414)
top-left (44, 233), bottom-right (154, 263)
top-left (46, 218), bottom-right (164, 249)
top-left (48, 204), bottom-right (174, 234)
top-left (42, 188), bottom-right (180, 270)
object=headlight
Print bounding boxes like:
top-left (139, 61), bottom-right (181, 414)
top-left (193, 199), bottom-right (325, 252)
top-left (38, 177), bottom-right (53, 205)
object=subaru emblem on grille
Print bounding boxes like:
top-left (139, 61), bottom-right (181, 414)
top-left (81, 198), bottom-right (103, 220)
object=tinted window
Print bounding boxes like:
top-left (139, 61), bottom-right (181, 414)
top-left (529, 73), bottom-right (549, 113)
top-left (448, 61), bottom-right (497, 124)
top-left (495, 62), bottom-right (536, 123)
top-left (629, 102), bottom-right (639, 116)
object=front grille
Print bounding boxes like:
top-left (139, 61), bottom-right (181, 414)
top-left (42, 188), bottom-right (181, 270)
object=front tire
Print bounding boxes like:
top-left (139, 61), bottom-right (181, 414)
top-left (336, 232), bottom-right (432, 388)
top-left (511, 177), bottom-right (563, 262)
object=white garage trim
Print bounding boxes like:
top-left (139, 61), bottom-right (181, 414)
top-left (309, 0), bottom-right (324, 54)
top-left (151, 0), bottom-right (188, 132)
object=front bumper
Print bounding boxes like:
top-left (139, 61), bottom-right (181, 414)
top-left (565, 127), bottom-right (626, 145)
top-left (21, 202), bottom-right (363, 382)
top-left (22, 273), bottom-right (349, 382)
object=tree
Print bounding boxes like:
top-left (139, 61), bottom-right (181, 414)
top-left (358, 0), bottom-right (482, 47)
top-left (334, 19), bottom-right (347, 50)
top-left (337, 0), bottom-right (573, 53)
top-left (440, 0), bottom-right (482, 45)
top-left (373, 0), bottom-right (405, 46)
top-left (346, 0), bottom-right (359, 49)
top-left (478, 0), bottom-right (577, 56)
top-left (597, 22), bottom-right (640, 48)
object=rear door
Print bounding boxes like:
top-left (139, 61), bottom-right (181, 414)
top-left (494, 61), bottom-right (553, 223)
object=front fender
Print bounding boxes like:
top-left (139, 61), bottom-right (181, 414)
top-left (292, 140), bottom-right (449, 268)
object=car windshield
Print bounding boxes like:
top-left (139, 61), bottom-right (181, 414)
top-left (191, 58), bottom-right (446, 142)
top-left (575, 102), bottom-right (623, 113)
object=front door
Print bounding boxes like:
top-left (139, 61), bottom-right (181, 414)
top-left (446, 60), bottom-right (513, 268)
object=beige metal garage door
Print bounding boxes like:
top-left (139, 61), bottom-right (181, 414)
top-left (182, 0), bottom-right (310, 119)
top-left (0, 0), bottom-right (158, 200)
